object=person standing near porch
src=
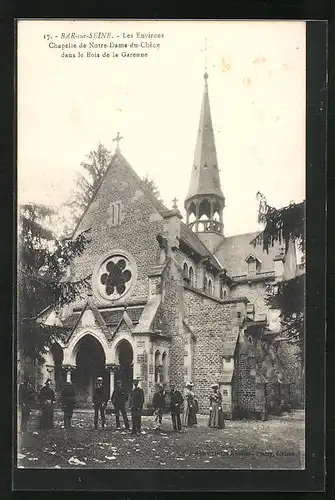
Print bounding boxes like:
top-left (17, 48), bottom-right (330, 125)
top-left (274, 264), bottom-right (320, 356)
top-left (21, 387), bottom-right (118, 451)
top-left (38, 379), bottom-right (55, 430)
top-left (183, 381), bottom-right (198, 427)
top-left (129, 378), bottom-right (144, 435)
top-left (93, 376), bottom-right (108, 429)
top-left (61, 381), bottom-right (76, 428)
top-left (208, 383), bottom-right (225, 429)
top-left (170, 384), bottom-right (183, 432)
top-left (152, 383), bottom-right (166, 431)
top-left (111, 380), bottom-right (130, 430)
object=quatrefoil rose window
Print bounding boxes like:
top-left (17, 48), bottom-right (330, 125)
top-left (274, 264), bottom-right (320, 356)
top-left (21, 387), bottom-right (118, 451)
top-left (95, 253), bottom-right (134, 300)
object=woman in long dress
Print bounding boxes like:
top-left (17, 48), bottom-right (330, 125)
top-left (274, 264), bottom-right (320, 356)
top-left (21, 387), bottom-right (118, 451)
top-left (38, 379), bottom-right (55, 429)
top-left (208, 384), bottom-right (225, 429)
top-left (183, 382), bottom-right (198, 427)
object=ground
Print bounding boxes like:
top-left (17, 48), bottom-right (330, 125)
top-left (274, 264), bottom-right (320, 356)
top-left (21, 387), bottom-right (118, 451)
top-left (17, 409), bottom-right (305, 470)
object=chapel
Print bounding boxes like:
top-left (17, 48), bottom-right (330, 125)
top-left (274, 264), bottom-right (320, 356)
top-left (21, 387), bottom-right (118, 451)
top-left (35, 71), bottom-right (304, 419)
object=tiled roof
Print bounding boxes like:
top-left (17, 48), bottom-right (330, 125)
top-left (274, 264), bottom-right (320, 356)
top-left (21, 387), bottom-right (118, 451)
top-left (222, 326), bottom-right (240, 356)
top-left (62, 312), bottom-right (80, 327)
top-left (215, 232), bottom-right (281, 278)
top-left (100, 307), bottom-right (143, 326)
top-left (179, 222), bottom-right (222, 271)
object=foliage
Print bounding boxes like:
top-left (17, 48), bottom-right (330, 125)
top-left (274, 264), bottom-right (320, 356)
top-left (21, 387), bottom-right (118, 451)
top-left (67, 142), bottom-right (112, 224)
top-left (265, 276), bottom-right (305, 360)
top-left (18, 203), bottom-right (90, 364)
top-left (142, 175), bottom-right (163, 204)
top-left (253, 193), bottom-right (305, 362)
top-left (253, 192), bottom-right (305, 254)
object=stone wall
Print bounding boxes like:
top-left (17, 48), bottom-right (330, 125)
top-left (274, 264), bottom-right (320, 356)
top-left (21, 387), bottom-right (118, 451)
top-left (183, 287), bottom-right (239, 413)
top-left (232, 333), bottom-right (259, 418)
top-left (230, 281), bottom-right (270, 319)
top-left (158, 259), bottom-right (185, 391)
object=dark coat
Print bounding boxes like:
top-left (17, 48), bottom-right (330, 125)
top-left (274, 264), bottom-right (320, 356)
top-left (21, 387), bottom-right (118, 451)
top-left (38, 386), bottom-right (55, 406)
top-left (111, 386), bottom-right (128, 408)
top-left (93, 385), bottom-right (109, 406)
top-left (152, 390), bottom-right (166, 410)
top-left (61, 383), bottom-right (76, 409)
top-left (170, 390), bottom-right (183, 413)
top-left (130, 387), bottom-right (144, 411)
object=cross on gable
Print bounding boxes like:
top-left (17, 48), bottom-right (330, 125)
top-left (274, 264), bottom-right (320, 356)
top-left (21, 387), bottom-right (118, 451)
top-left (172, 197), bottom-right (178, 209)
top-left (113, 132), bottom-right (123, 152)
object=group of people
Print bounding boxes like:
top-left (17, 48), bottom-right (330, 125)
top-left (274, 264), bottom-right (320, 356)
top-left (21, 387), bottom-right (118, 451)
top-left (18, 376), bottom-right (225, 434)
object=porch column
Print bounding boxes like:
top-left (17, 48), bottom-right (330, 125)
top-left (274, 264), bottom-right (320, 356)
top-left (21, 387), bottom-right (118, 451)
top-left (106, 364), bottom-right (119, 400)
top-left (62, 365), bottom-right (76, 383)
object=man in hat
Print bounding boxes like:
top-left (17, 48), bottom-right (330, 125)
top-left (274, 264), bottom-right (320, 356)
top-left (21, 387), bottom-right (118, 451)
top-left (38, 379), bottom-right (55, 429)
top-left (93, 376), bottom-right (109, 429)
top-left (152, 383), bottom-right (166, 431)
top-left (170, 384), bottom-right (184, 432)
top-left (61, 381), bottom-right (76, 428)
top-left (18, 375), bottom-right (36, 433)
top-left (129, 378), bottom-right (144, 435)
top-left (111, 380), bottom-right (130, 430)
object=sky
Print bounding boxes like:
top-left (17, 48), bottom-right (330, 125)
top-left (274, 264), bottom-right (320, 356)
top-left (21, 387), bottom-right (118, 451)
top-left (18, 20), bottom-right (306, 237)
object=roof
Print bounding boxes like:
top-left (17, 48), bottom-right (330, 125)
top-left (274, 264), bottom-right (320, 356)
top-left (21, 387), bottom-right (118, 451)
top-left (222, 326), bottom-right (240, 356)
top-left (64, 298), bottom-right (113, 343)
top-left (185, 74), bottom-right (224, 202)
top-left (215, 231), bottom-right (281, 278)
top-left (179, 222), bottom-right (222, 271)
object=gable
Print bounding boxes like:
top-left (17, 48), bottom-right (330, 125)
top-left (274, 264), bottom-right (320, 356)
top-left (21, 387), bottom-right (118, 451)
top-left (67, 152), bottom-right (172, 305)
top-left (64, 299), bottom-right (113, 343)
top-left (215, 232), bottom-right (281, 278)
top-left (74, 152), bottom-right (168, 238)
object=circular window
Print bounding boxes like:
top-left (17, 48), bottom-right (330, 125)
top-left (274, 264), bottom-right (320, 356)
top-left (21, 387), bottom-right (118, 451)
top-left (92, 250), bottom-right (137, 302)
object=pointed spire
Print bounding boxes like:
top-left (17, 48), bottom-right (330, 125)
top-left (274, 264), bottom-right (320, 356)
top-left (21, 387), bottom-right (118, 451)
top-left (185, 72), bottom-right (224, 202)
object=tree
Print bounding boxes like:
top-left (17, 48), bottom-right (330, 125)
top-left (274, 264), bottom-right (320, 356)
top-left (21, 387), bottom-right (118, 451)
top-left (67, 142), bottom-right (112, 224)
top-left (18, 203), bottom-right (90, 368)
top-left (142, 175), bottom-right (163, 204)
top-left (253, 193), bottom-right (305, 361)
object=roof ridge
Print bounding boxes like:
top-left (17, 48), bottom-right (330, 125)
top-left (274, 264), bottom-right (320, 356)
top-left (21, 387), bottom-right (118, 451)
top-left (117, 152), bottom-right (170, 215)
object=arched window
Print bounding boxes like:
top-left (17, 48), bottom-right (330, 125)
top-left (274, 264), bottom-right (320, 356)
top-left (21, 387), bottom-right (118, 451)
top-left (183, 263), bottom-right (188, 278)
top-left (189, 266), bottom-right (194, 286)
top-left (208, 279), bottom-right (213, 295)
top-left (162, 352), bottom-right (168, 384)
top-left (223, 289), bottom-right (227, 299)
top-left (203, 276), bottom-right (207, 293)
top-left (154, 350), bottom-right (161, 383)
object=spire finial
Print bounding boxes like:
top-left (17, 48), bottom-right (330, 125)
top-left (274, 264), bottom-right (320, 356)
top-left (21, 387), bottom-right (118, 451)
top-left (172, 197), bottom-right (178, 210)
top-left (113, 131), bottom-right (123, 153)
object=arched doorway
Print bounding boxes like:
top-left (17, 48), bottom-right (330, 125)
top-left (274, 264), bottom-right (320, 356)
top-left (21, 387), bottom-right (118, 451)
top-left (72, 335), bottom-right (106, 404)
top-left (115, 340), bottom-right (133, 395)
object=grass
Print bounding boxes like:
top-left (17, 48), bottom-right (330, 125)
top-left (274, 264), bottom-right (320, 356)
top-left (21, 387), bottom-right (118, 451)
top-left (17, 409), bottom-right (305, 470)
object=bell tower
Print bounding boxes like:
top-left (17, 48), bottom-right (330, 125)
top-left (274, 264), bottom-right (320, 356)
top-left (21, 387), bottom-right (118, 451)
top-left (184, 71), bottom-right (225, 253)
